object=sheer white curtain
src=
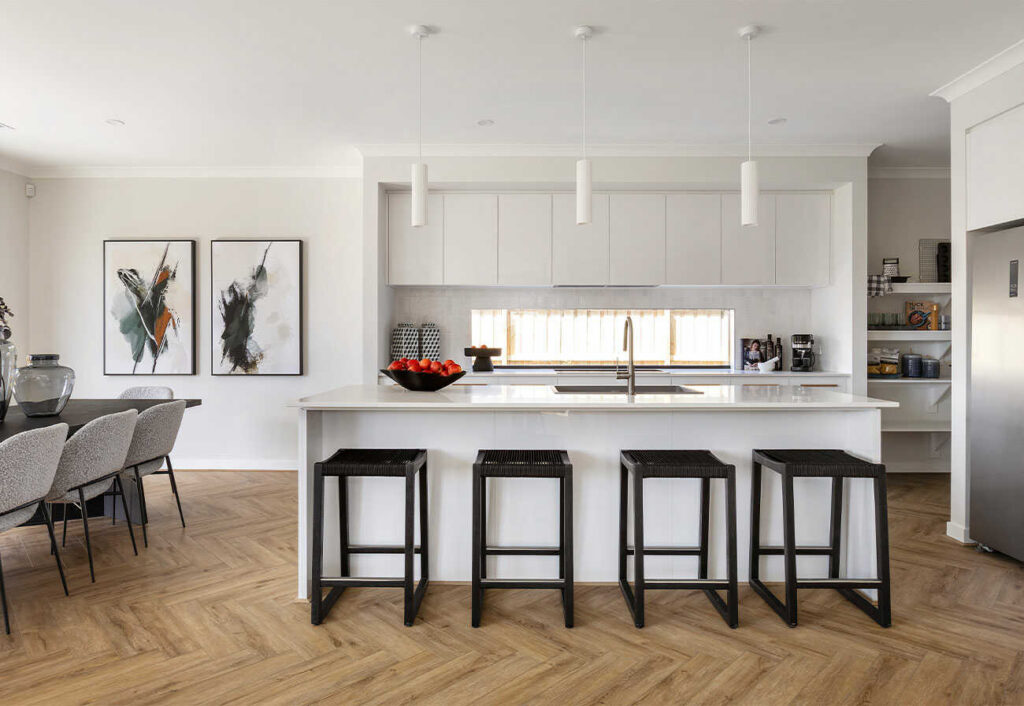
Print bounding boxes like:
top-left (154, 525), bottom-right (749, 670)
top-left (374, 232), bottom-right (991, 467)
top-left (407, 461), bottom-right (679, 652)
top-left (471, 309), bottom-right (733, 366)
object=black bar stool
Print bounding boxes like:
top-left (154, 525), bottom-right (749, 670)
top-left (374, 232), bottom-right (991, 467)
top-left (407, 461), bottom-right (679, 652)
top-left (311, 448), bottom-right (429, 627)
top-left (749, 449), bottom-right (891, 628)
top-left (472, 449), bottom-right (573, 628)
top-left (619, 450), bottom-right (738, 628)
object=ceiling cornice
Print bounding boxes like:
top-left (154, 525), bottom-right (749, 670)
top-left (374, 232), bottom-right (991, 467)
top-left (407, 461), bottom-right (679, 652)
top-left (26, 165), bottom-right (362, 179)
top-left (0, 155), bottom-right (30, 177)
top-left (356, 143), bottom-right (882, 159)
top-left (869, 166), bottom-right (950, 179)
top-left (931, 38), bottom-right (1024, 103)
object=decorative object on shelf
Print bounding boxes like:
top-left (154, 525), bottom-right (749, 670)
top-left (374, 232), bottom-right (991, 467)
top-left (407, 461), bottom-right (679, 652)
top-left (868, 348), bottom-right (901, 378)
top-left (420, 322), bottom-right (441, 360)
top-left (737, 338), bottom-right (765, 371)
top-left (791, 334), bottom-right (816, 372)
top-left (104, 240), bottom-right (196, 375)
top-left (211, 240), bottom-right (303, 375)
top-left (921, 357), bottom-right (941, 379)
top-left (738, 24), bottom-right (761, 226)
top-left (937, 242), bottom-right (951, 282)
top-left (381, 368), bottom-right (466, 392)
top-left (0, 297), bottom-right (15, 422)
top-left (391, 323), bottom-right (420, 361)
top-left (940, 314), bottom-right (951, 330)
top-left (408, 24), bottom-right (433, 227)
top-left (901, 353), bottom-right (923, 378)
top-left (573, 25), bottom-right (594, 225)
top-left (905, 300), bottom-right (939, 330)
top-left (918, 239), bottom-right (950, 283)
top-left (464, 347), bottom-right (502, 372)
top-left (867, 274), bottom-right (893, 297)
top-left (12, 354), bottom-right (75, 416)
top-left (882, 258), bottom-right (900, 278)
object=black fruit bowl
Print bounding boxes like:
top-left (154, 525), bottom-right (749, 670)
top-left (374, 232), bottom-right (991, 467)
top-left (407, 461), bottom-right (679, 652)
top-left (381, 369), bottom-right (466, 391)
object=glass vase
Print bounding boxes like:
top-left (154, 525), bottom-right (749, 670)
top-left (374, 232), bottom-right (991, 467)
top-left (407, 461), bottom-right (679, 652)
top-left (12, 354), bottom-right (75, 417)
top-left (0, 339), bottom-right (14, 422)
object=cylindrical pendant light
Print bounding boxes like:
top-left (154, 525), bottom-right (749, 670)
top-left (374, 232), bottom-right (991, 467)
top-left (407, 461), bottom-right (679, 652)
top-left (410, 25), bottom-right (431, 227)
top-left (574, 25), bottom-right (594, 225)
top-left (739, 25), bottom-right (760, 227)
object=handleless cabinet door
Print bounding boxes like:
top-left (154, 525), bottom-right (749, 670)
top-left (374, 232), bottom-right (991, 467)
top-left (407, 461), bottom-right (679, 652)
top-left (498, 194), bottom-right (552, 285)
top-left (967, 103), bottom-right (1024, 230)
top-left (552, 193), bottom-right (610, 285)
top-left (666, 193), bottom-right (722, 284)
top-left (721, 193), bottom-right (775, 285)
top-left (443, 194), bottom-right (498, 285)
top-left (609, 194), bottom-right (666, 285)
top-left (388, 192), bottom-right (444, 285)
top-left (776, 193), bottom-right (831, 286)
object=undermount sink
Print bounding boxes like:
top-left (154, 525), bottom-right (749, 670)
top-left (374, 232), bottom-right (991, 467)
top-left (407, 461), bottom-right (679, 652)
top-left (553, 385), bottom-right (703, 395)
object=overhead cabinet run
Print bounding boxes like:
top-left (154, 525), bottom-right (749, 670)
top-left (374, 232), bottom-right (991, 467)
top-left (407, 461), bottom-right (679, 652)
top-left (388, 190), bottom-right (831, 287)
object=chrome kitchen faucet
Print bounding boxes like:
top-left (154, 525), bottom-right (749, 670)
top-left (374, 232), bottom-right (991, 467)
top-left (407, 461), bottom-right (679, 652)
top-left (617, 315), bottom-right (636, 396)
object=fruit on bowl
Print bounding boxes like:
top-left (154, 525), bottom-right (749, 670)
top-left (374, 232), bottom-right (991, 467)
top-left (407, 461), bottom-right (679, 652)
top-left (382, 358), bottom-right (465, 391)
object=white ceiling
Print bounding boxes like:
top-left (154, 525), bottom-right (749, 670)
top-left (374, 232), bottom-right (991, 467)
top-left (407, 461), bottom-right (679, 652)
top-left (1, 0), bottom-right (1022, 173)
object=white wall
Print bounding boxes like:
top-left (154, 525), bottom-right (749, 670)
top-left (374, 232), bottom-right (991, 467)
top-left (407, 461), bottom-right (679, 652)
top-left (868, 177), bottom-right (951, 277)
top-left (0, 168), bottom-right (30, 356)
top-left (27, 177), bottom-right (362, 469)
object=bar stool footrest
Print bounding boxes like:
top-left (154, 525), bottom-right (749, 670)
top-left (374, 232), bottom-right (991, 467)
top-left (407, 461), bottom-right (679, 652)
top-left (484, 545), bottom-right (560, 556)
top-left (625, 546), bottom-right (702, 556)
top-left (758, 545), bottom-right (834, 556)
top-left (479, 578), bottom-right (566, 590)
top-left (346, 545), bottom-right (422, 554)
top-left (321, 577), bottom-right (407, 587)
top-left (643, 578), bottom-right (731, 590)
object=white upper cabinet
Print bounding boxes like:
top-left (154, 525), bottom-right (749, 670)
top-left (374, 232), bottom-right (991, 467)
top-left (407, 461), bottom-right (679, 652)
top-left (609, 194), bottom-right (666, 285)
top-left (388, 192), bottom-right (444, 285)
top-left (966, 102), bottom-right (1024, 230)
top-left (666, 193), bottom-right (722, 285)
top-left (776, 193), bottom-right (831, 286)
top-left (443, 194), bottom-right (498, 285)
top-left (552, 193), bottom-right (610, 285)
top-left (721, 193), bottom-right (776, 285)
top-left (498, 194), bottom-right (552, 285)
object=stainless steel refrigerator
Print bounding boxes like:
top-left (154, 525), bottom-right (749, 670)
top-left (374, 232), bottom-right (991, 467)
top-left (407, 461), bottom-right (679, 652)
top-left (970, 224), bottom-right (1024, 561)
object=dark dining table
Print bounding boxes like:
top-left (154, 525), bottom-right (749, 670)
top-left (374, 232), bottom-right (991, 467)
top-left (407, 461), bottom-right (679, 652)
top-left (0, 398), bottom-right (202, 523)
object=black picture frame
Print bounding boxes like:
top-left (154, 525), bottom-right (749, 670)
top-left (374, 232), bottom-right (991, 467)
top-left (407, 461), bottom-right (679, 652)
top-left (210, 239), bottom-right (304, 376)
top-left (103, 239), bottom-right (197, 376)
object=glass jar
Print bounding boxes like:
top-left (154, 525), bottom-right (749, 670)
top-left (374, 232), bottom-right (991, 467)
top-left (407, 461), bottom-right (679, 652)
top-left (0, 339), bottom-right (14, 422)
top-left (12, 354), bottom-right (75, 417)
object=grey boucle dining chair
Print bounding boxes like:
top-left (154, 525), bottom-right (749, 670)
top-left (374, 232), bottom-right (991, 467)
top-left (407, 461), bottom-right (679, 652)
top-left (122, 400), bottom-right (187, 547)
top-left (118, 386), bottom-right (174, 400)
top-left (0, 423), bottom-right (69, 634)
top-left (47, 409), bottom-right (138, 583)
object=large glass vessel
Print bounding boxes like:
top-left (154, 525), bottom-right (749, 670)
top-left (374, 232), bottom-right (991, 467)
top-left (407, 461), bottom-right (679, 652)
top-left (0, 339), bottom-right (14, 422)
top-left (12, 354), bottom-right (76, 417)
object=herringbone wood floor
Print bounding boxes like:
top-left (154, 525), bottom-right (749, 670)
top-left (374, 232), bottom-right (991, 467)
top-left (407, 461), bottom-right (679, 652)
top-left (0, 471), bottom-right (1021, 705)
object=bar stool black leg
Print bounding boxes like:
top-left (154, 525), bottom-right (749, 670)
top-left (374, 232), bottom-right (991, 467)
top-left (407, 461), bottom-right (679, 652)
top-left (698, 477), bottom-right (710, 580)
top-left (419, 463), bottom-right (429, 585)
top-left (725, 469), bottom-right (739, 628)
top-left (562, 467), bottom-right (574, 628)
top-left (403, 471), bottom-right (416, 626)
top-left (829, 476), bottom-right (843, 579)
top-left (749, 461), bottom-right (762, 585)
top-left (311, 463), bottom-right (325, 625)
top-left (632, 467), bottom-right (645, 628)
top-left (480, 475), bottom-right (487, 581)
top-left (873, 473), bottom-right (892, 627)
top-left (471, 466), bottom-right (482, 628)
top-left (338, 477), bottom-right (350, 578)
top-left (558, 476), bottom-right (565, 584)
top-left (782, 472), bottom-right (798, 627)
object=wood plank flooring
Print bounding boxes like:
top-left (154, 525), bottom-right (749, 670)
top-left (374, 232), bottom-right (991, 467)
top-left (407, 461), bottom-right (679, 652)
top-left (0, 472), bottom-right (1021, 705)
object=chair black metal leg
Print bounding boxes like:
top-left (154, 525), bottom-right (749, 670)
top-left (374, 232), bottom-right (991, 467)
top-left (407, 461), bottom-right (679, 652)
top-left (632, 468), bottom-right (645, 628)
top-left (311, 464), bottom-right (325, 625)
top-left (562, 468), bottom-right (574, 628)
top-left (165, 457), bottom-right (186, 528)
top-left (419, 463), bottom-right (429, 583)
top-left (829, 476), bottom-right (843, 578)
top-left (873, 473), bottom-right (892, 627)
top-left (338, 476), bottom-right (349, 577)
top-left (725, 470), bottom-right (739, 628)
top-left (471, 467), bottom-right (482, 628)
top-left (698, 476), bottom-right (711, 580)
top-left (113, 476), bottom-right (138, 556)
top-left (41, 503), bottom-right (69, 597)
top-left (79, 489), bottom-right (95, 583)
top-left (62, 502), bottom-right (68, 547)
top-left (133, 468), bottom-right (148, 548)
top-left (403, 471), bottom-right (416, 627)
top-left (0, 549), bottom-right (9, 634)
top-left (782, 472), bottom-right (798, 627)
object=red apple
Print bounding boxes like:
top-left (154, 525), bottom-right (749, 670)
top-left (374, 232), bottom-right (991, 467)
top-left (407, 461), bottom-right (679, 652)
top-left (407, 360), bottom-right (422, 372)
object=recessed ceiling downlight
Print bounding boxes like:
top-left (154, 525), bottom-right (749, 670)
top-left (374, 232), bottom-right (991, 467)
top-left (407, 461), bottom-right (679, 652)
top-left (477, 119), bottom-right (494, 127)
top-left (105, 118), bottom-right (126, 127)
top-left (768, 117), bottom-right (787, 126)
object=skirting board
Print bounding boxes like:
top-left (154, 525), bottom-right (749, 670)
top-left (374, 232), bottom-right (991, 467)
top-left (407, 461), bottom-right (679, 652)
top-left (172, 458), bottom-right (297, 471)
top-left (946, 521), bottom-right (973, 544)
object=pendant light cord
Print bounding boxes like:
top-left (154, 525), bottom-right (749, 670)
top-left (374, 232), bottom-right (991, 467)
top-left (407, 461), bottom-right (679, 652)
top-left (582, 34), bottom-right (587, 160)
top-left (746, 35), bottom-right (752, 162)
top-left (418, 35), bottom-right (423, 162)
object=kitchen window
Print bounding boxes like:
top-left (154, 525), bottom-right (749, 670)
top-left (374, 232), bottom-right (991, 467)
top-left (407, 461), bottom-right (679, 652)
top-left (471, 309), bottom-right (734, 368)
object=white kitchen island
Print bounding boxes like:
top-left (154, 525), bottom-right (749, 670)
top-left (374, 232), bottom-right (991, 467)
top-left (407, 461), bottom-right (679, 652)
top-left (294, 384), bottom-right (897, 600)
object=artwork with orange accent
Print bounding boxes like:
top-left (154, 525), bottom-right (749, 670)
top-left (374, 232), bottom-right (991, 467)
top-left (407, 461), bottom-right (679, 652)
top-left (104, 240), bottom-right (196, 375)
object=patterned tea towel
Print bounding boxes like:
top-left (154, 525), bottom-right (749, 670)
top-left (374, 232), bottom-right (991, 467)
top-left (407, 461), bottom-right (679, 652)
top-left (868, 275), bottom-right (892, 297)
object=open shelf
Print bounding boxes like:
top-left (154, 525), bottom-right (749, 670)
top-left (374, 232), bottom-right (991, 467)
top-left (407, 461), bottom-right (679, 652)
top-left (882, 421), bottom-right (951, 433)
top-left (867, 330), bottom-right (951, 341)
top-left (886, 283), bottom-right (951, 295)
top-left (868, 377), bottom-right (951, 385)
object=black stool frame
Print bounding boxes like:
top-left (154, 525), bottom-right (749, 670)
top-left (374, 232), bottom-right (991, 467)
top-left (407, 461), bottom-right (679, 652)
top-left (472, 450), bottom-right (573, 628)
top-left (749, 449), bottom-right (892, 628)
top-left (619, 450), bottom-right (738, 629)
top-left (311, 449), bottom-right (429, 627)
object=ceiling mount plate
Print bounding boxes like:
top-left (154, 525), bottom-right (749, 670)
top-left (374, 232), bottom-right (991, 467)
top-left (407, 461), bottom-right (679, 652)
top-left (738, 25), bottom-right (760, 41)
top-left (409, 25), bottom-right (431, 39)
top-left (574, 25), bottom-right (594, 41)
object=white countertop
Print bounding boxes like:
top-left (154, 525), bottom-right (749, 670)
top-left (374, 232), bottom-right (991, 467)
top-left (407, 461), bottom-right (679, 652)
top-left (379, 368), bottom-right (851, 380)
top-left (295, 384), bottom-right (897, 412)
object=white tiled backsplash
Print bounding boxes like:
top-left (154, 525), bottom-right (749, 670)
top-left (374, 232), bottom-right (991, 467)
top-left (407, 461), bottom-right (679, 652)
top-left (390, 287), bottom-right (812, 364)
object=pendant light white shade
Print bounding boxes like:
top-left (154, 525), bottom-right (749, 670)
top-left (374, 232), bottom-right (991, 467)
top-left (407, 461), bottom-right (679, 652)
top-left (741, 159), bottom-right (759, 226)
top-left (739, 25), bottom-right (760, 227)
top-left (576, 158), bottom-right (592, 225)
top-left (411, 162), bottom-right (427, 227)
top-left (574, 25), bottom-right (593, 225)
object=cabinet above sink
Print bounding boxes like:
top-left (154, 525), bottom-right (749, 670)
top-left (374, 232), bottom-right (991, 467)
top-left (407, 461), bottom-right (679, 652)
top-left (387, 190), bottom-right (831, 288)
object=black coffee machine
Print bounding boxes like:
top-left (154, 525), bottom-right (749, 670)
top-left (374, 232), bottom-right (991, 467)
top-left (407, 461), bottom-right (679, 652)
top-left (791, 334), bottom-right (816, 372)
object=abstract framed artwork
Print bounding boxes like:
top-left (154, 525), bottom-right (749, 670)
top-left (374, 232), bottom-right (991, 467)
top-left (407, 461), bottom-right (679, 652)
top-left (211, 239), bottom-right (303, 376)
top-left (104, 240), bottom-right (197, 375)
